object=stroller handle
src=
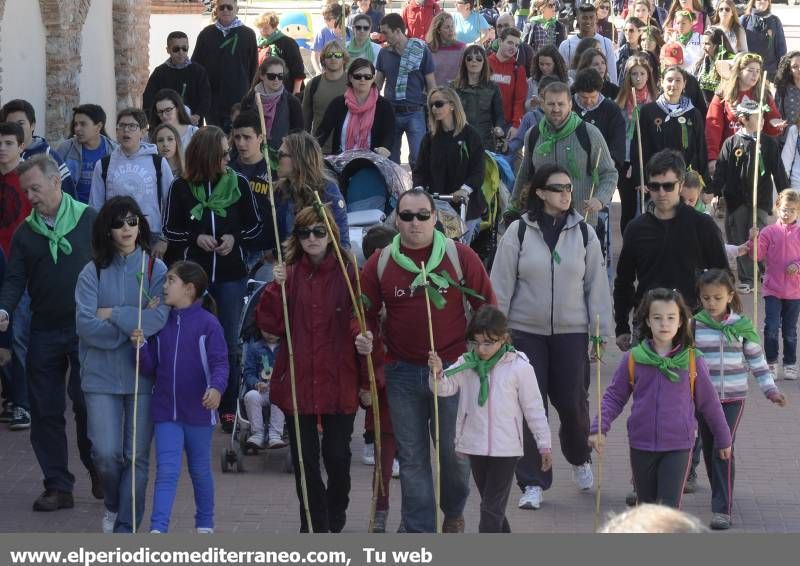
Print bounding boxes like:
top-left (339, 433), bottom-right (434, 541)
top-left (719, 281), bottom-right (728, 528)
top-left (431, 193), bottom-right (469, 225)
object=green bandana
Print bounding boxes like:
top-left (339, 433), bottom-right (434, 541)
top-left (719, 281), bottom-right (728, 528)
top-left (694, 310), bottom-right (761, 345)
top-left (531, 15), bottom-right (557, 29)
top-left (536, 112), bottom-right (582, 179)
top-left (25, 192), bottom-right (88, 263)
top-left (258, 29), bottom-right (286, 49)
top-left (630, 341), bottom-right (694, 382)
top-left (189, 168), bottom-right (241, 221)
top-left (676, 31), bottom-right (693, 46)
top-left (693, 199), bottom-right (707, 213)
top-left (347, 37), bottom-right (376, 64)
top-left (446, 343), bottom-right (515, 406)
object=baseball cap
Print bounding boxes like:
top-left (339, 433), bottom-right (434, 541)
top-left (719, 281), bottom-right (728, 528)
top-left (660, 42), bottom-right (684, 66)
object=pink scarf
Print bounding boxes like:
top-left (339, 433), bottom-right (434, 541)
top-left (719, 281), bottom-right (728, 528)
top-left (344, 87), bottom-right (378, 151)
top-left (255, 83), bottom-right (283, 136)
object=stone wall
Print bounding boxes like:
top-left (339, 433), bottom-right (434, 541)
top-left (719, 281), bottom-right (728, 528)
top-left (113, 0), bottom-right (151, 110)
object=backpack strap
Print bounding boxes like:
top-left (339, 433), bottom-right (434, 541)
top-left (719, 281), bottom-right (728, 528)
top-left (147, 254), bottom-right (156, 284)
top-left (579, 220), bottom-right (588, 247)
top-left (151, 154), bottom-right (163, 213)
top-left (100, 155), bottom-right (111, 202)
top-left (628, 352), bottom-right (635, 388)
top-left (376, 245), bottom-right (392, 282)
top-left (443, 237), bottom-right (463, 283)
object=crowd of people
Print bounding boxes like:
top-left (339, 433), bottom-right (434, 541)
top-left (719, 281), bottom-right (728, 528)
top-left (0, 0), bottom-right (797, 536)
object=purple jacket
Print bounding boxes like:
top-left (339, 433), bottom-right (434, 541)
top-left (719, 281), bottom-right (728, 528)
top-left (140, 301), bottom-right (229, 426)
top-left (590, 349), bottom-right (732, 452)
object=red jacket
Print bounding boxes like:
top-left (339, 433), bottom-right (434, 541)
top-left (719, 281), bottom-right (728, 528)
top-left (705, 90), bottom-right (782, 161)
top-left (0, 167), bottom-right (31, 258)
top-left (402, 1), bottom-right (442, 41)
top-left (256, 252), bottom-right (369, 416)
top-left (488, 53), bottom-right (527, 128)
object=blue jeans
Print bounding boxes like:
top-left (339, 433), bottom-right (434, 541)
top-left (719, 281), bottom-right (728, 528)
top-left (763, 296), bottom-right (800, 365)
top-left (85, 393), bottom-right (152, 532)
top-left (208, 278), bottom-right (246, 414)
top-left (1, 290), bottom-right (31, 409)
top-left (390, 110), bottom-right (427, 170)
top-left (151, 421), bottom-right (214, 532)
top-left (385, 360), bottom-right (471, 533)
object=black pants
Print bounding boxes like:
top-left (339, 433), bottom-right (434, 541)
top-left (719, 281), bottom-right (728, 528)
top-left (630, 448), bottom-right (691, 508)
top-left (286, 413), bottom-right (356, 533)
top-left (698, 399), bottom-right (745, 515)
top-left (512, 331), bottom-right (591, 491)
top-left (469, 455), bottom-right (518, 533)
top-left (619, 169), bottom-right (642, 236)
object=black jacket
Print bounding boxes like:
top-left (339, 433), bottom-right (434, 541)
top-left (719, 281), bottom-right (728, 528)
top-left (574, 97), bottom-right (626, 169)
top-left (613, 203), bottom-right (728, 336)
top-left (316, 94), bottom-right (395, 155)
top-left (143, 62), bottom-right (212, 123)
top-left (240, 89), bottom-right (304, 150)
top-left (258, 34), bottom-right (306, 92)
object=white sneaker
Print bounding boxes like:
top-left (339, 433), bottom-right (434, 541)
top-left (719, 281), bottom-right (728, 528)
top-left (268, 435), bottom-right (288, 449)
top-left (784, 364), bottom-right (798, 380)
top-left (102, 509), bottom-right (117, 534)
top-left (518, 486), bottom-right (542, 510)
top-left (246, 433), bottom-right (264, 448)
top-left (362, 443), bottom-right (375, 466)
top-left (197, 527), bottom-right (214, 534)
top-left (392, 458), bottom-right (400, 478)
top-left (573, 463), bottom-right (594, 491)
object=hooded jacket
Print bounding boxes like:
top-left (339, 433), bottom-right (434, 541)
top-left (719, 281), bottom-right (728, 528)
top-left (56, 136), bottom-right (118, 203)
top-left (22, 136), bottom-right (77, 198)
top-left (750, 220), bottom-right (800, 300)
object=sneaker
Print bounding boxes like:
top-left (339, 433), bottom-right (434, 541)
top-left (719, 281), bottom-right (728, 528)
top-left (625, 490), bottom-right (638, 507)
top-left (197, 527), bottom-right (214, 534)
top-left (361, 443), bottom-right (375, 466)
top-left (33, 489), bottom-right (74, 512)
top-left (683, 475), bottom-right (697, 494)
top-left (246, 433), bottom-right (264, 449)
top-left (220, 413), bottom-right (235, 433)
top-left (392, 458), bottom-right (400, 478)
top-left (710, 513), bottom-right (731, 530)
top-left (268, 436), bottom-right (288, 449)
top-left (102, 509), bottom-right (117, 534)
top-left (0, 402), bottom-right (13, 423)
top-left (572, 463), bottom-right (594, 491)
top-left (372, 509), bottom-right (387, 533)
top-left (735, 283), bottom-right (751, 294)
top-left (442, 515), bottom-right (465, 533)
top-left (9, 406), bottom-right (30, 430)
top-left (784, 364), bottom-right (798, 380)
top-left (150, 530), bottom-right (161, 534)
top-left (518, 486), bottom-right (543, 510)
top-left (329, 511), bottom-right (346, 533)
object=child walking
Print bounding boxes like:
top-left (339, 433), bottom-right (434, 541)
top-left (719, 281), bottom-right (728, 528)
top-left (428, 305), bottom-right (552, 533)
top-left (132, 260), bottom-right (228, 534)
top-left (589, 288), bottom-right (732, 509)
top-left (692, 269), bottom-right (786, 530)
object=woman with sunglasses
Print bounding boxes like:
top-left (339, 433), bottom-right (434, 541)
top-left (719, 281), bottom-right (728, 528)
top-left (316, 58), bottom-right (394, 157)
top-left (254, 12), bottom-right (305, 96)
top-left (413, 87), bottom-right (486, 245)
top-left (489, 163), bottom-right (612, 512)
top-left (740, 0), bottom-right (786, 79)
top-left (347, 13), bottom-right (382, 67)
top-left (76, 196), bottom-right (170, 532)
top-left (240, 56), bottom-right (303, 156)
top-left (426, 12), bottom-right (466, 87)
top-left (256, 205), bottom-right (367, 533)
top-left (452, 45), bottom-right (506, 151)
top-left (710, 0), bottom-right (747, 53)
top-left (521, 0), bottom-right (566, 53)
top-left (594, 0), bottom-right (615, 41)
top-left (163, 126), bottom-right (261, 431)
top-left (148, 89), bottom-right (198, 154)
top-left (302, 41), bottom-right (350, 155)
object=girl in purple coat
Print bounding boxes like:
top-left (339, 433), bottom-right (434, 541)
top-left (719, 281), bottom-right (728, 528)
top-left (132, 261), bottom-right (228, 533)
top-left (588, 288), bottom-right (732, 509)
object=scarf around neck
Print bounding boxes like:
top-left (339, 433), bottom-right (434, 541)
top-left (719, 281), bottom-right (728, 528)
top-left (258, 29), bottom-right (285, 48)
top-left (188, 167), bottom-right (242, 221)
top-left (446, 343), bottom-right (515, 406)
top-left (165, 58), bottom-right (191, 70)
top-left (656, 94), bottom-right (695, 149)
top-left (536, 112), bottom-right (582, 178)
top-left (255, 83), bottom-right (284, 136)
top-left (215, 17), bottom-right (243, 36)
top-left (26, 192), bottom-right (88, 263)
top-left (344, 87), bottom-right (379, 150)
top-left (694, 310), bottom-right (761, 345)
top-left (396, 38), bottom-right (426, 101)
top-left (347, 37), bottom-right (376, 64)
top-left (631, 341), bottom-right (694, 382)
top-left (531, 15), bottom-right (557, 29)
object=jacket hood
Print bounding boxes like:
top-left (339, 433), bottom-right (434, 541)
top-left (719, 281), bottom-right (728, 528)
top-left (114, 142), bottom-right (159, 159)
top-left (522, 209), bottom-right (585, 230)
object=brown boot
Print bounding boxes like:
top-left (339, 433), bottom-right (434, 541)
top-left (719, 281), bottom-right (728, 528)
top-left (442, 516), bottom-right (465, 533)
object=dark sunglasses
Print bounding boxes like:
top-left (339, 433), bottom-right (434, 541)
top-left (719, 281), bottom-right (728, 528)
top-left (352, 73), bottom-right (374, 81)
top-left (171, 46), bottom-right (189, 53)
top-left (646, 181), bottom-right (679, 193)
top-left (264, 72), bottom-right (284, 81)
top-left (354, 25), bottom-right (371, 31)
top-left (324, 52), bottom-right (344, 59)
top-left (465, 55), bottom-right (484, 63)
top-left (218, 4), bottom-right (234, 11)
top-left (295, 226), bottom-right (328, 240)
top-left (397, 210), bottom-right (432, 222)
top-left (111, 216), bottom-right (139, 229)
top-left (542, 183), bottom-right (573, 193)
top-left (429, 100), bottom-right (448, 109)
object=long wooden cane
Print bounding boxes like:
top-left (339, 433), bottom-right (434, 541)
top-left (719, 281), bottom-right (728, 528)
top-left (632, 87), bottom-right (646, 215)
top-left (256, 99), bottom-right (313, 532)
top-left (586, 151), bottom-right (604, 203)
top-left (309, 192), bottom-right (385, 531)
top-left (593, 315), bottom-right (603, 532)
top-left (420, 261), bottom-right (442, 534)
top-left (131, 250), bottom-right (147, 533)
top-left (752, 70), bottom-right (769, 329)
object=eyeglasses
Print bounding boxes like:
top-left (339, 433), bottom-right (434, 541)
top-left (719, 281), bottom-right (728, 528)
top-left (397, 210), bottom-right (432, 222)
top-left (352, 73), bottom-right (374, 81)
top-left (217, 4), bottom-right (234, 11)
top-left (354, 25), bottom-right (371, 31)
top-left (295, 226), bottom-right (328, 240)
top-left (171, 45), bottom-right (189, 53)
top-left (429, 100), bottom-right (448, 109)
top-left (469, 338), bottom-right (502, 349)
top-left (465, 55), bottom-right (484, 63)
top-left (646, 181), bottom-right (679, 192)
top-left (542, 183), bottom-right (573, 193)
top-left (324, 52), bottom-right (344, 59)
top-left (264, 72), bottom-right (284, 81)
top-left (110, 216), bottom-right (139, 229)
top-left (156, 106), bottom-right (176, 116)
top-left (116, 122), bottom-right (140, 132)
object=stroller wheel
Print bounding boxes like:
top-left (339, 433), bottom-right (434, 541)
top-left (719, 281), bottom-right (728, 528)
top-left (283, 450), bottom-right (294, 474)
top-left (220, 449), bottom-right (230, 473)
top-left (234, 446), bottom-right (244, 473)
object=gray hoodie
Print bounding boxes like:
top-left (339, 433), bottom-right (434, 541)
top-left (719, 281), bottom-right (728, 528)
top-left (75, 247), bottom-right (170, 395)
top-left (88, 143), bottom-right (174, 236)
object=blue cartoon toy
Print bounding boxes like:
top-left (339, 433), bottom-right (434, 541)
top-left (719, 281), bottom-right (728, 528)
top-left (280, 12), bottom-right (314, 50)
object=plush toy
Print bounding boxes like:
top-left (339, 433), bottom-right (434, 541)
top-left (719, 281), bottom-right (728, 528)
top-left (279, 12), bottom-right (314, 50)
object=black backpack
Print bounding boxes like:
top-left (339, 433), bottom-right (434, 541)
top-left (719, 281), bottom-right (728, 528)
top-left (100, 154), bottom-right (164, 212)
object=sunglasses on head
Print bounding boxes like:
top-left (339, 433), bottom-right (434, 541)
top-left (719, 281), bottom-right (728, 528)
top-left (646, 181), bottom-right (678, 192)
top-left (111, 216), bottom-right (139, 230)
top-left (264, 72), bottom-right (284, 81)
top-left (465, 54), bottom-right (484, 63)
top-left (354, 25), bottom-right (371, 31)
top-left (542, 183), bottom-right (573, 193)
top-left (325, 52), bottom-right (344, 59)
top-left (429, 100), bottom-right (448, 109)
top-left (352, 73), bottom-right (374, 81)
top-left (171, 45), bottom-right (189, 53)
top-left (397, 210), bottom-right (432, 222)
top-left (295, 226), bottom-right (328, 240)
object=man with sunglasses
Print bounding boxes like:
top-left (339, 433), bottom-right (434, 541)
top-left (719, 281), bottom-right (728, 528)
top-left (614, 149), bottom-right (727, 351)
top-left (143, 31), bottom-right (211, 127)
top-left (192, 0), bottom-right (257, 132)
top-left (355, 189), bottom-right (496, 533)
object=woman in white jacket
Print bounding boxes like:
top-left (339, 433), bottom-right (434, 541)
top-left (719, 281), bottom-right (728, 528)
top-left (429, 305), bottom-right (551, 533)
top-left (489, 163), bottom-right (613, 511)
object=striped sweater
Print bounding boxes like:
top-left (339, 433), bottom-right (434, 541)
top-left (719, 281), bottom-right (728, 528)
top-left (694, 312), bottom-right (778, 401)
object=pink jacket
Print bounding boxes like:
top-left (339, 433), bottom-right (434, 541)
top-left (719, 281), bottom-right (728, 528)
top-left (750, 221), bottom-right (800, 300)
top-left (430, 351), bottom-right (551, 457)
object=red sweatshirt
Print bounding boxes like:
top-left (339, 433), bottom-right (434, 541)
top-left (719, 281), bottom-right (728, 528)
top-left (359, 240), bottom-right (496, 366)
top-left (705, 90), bottom-right (782, 161)
top-left (0, 167), bottom-right (31, 258)
top-left (488, 53), bottom-right (527, 128)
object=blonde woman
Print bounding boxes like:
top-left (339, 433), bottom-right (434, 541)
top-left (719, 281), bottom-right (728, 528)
top-left (426, 12), bottom-right (465, 87)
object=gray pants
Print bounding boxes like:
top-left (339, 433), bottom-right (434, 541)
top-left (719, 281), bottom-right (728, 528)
top-left (725, 205), bottom-right (769, 286)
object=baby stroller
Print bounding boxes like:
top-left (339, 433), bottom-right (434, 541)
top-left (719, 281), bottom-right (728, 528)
top-left (471, 151), bottom-right (514, 271)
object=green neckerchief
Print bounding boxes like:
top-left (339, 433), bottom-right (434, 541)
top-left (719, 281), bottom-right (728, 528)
top-left (445, 343), bottom-right (515, 406)
top-left (258, 29), bottom-right (285, 48)
top-left (536, 112), bottom-right (582, 178)
top-left (189, 167), bottom-right (242, 221)
top-left (630, 341), bottom-right (693, 382)
top-left (389, 231), bottom-right (485, 309)
top-left (693, 199), bottom-right (707, 213)
top-left (676, 31), bottom-right (693, 46)
top-left (25, 192), bottom-right (88, 263)
top-left (694, 310), bottom-right (761, 345)
top-left (347, 37), bottom-right (375, 64)
top-left (531, 15), bottom-right (557, 29)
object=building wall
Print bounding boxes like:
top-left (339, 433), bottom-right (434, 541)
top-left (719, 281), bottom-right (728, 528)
top-left (79, 0), bottom-right (117, 135)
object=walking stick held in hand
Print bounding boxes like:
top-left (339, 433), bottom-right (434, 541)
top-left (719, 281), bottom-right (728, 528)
top-left (752, 70), bottom-right (768, 329)
top-left (131, 250), bottom-right (147, 533)
top-left (593, 314), bottom-right (604, 531)
top-left (632, 87), bottom-right (646, 215)
top-left (420, 261), bottom-right (442, 534)
top-left (256, 100), bottom-right (314, 532)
